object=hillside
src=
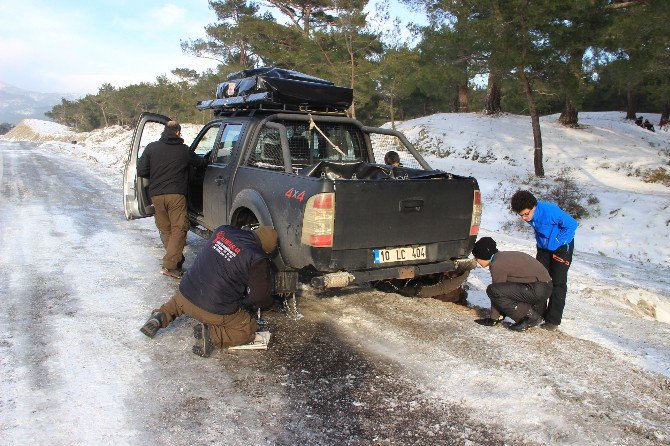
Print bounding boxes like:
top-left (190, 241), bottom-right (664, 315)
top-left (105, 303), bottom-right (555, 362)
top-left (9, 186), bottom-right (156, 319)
top-left (0, 81), bottom-right (76, 124)
top-left (392, 112), bottom-right (670, 269)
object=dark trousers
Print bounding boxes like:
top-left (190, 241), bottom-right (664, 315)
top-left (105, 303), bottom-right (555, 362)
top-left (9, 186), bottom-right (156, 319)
top-left (536, 240), bottom-right (574, 325)
top-left (151, 194), bottom-right (189, 270)
top-left (487, 281), bottom-right (553, 322)
top-left (157, 291), bottom-right (257, 348)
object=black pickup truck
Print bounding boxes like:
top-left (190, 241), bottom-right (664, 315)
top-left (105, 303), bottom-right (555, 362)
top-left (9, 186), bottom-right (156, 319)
top-left (123, 68), bottom-right (480, 296)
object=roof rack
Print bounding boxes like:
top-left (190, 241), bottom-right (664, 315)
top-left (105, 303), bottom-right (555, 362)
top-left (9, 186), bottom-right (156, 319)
top-left (195, 67), bottom-right (353, 114)
top-left (196, 97), bottom-right (349, 116)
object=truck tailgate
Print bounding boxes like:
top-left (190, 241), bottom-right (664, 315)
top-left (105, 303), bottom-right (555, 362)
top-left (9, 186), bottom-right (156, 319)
top-left (332, 177), bottom-right (476, 250)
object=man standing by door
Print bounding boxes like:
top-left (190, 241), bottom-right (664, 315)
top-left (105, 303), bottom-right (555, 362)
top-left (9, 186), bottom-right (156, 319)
top-left (511, 190), bottom-right (578, 331)
top-left (137, 120), bottom-right (208, 278)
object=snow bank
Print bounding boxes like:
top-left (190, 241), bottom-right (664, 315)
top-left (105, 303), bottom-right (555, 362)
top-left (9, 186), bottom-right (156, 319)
top-left (2, 119), bottom-right (202, 169)
top-left (3, 119), bottom-right (78, 142)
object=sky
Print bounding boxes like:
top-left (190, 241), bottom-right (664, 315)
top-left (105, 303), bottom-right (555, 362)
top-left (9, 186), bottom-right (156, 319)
top-left (0, 0), bottom-right (221, 95)
top-left (0, 0), bottom-right (423, 96)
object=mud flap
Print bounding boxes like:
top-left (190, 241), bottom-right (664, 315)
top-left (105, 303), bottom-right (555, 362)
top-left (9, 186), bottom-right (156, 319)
top-left (273, 270), bottom-right (299, 295)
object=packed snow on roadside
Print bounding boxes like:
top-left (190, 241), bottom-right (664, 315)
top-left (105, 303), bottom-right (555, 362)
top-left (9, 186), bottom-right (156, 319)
top-left (3, 112), bottom-right (669, 378)
top-left (393, 111), bottom-right (670, 376)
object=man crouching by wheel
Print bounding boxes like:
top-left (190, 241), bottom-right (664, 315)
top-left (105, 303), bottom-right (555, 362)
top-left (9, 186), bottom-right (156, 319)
top-left (140, 225), bottom-right (277, 357)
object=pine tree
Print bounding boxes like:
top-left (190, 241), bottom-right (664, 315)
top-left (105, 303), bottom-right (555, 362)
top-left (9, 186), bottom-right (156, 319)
top-left (181, 0), bottom-right (264, 69)
top-left (598, 0), bottom-right (670, 120)
top-left (377, 45), bottom-right (420, 128)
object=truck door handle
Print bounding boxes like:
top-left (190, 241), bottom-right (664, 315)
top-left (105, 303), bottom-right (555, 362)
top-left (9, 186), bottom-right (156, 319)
top-left (400, 199), bottom-right (423, 213)
top-left (214, 176), bottom-right (226, 185)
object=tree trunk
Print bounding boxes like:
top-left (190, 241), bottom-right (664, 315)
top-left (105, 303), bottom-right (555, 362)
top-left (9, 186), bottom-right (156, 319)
top-left (519, 68), bottom-right (544, 177)
top-left (558, 100), bottom-right (579, 127)
top-left (348, 36), bottom-right (356, 119)
top-left (458, 84), bottom-right (469, 112)
top-left (390, 93), bottom-right (396, 130)
top-left (450, 86), bottom-right (459, 112)
top-left (100, 104), bottom-right (109, 127)
top-left (484, 74), bottom-right (501, 115)
top-left (661, 101), bottom-right (670, 122)
top-left (625, 85), bottom-right (637, 120)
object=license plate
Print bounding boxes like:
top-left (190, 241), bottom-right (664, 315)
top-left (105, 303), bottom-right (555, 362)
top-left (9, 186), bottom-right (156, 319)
top-left (373, 245), bottom-right (426, 264)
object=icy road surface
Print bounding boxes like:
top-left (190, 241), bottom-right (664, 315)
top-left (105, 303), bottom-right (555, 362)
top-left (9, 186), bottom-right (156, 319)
top-left (0, 140), bottom-right (669, 445)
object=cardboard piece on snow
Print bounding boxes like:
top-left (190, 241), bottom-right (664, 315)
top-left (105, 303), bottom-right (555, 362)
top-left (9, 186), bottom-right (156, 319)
top-left (228, 331), bottom-right (271, 350)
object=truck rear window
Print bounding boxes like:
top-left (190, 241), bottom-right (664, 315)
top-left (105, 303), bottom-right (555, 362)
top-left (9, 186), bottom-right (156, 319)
top-left (247, 122), bottom-right (367, 170)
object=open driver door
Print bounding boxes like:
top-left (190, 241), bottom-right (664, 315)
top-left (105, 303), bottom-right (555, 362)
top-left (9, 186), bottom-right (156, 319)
top-left (123, 112), bottom-right (170, 219)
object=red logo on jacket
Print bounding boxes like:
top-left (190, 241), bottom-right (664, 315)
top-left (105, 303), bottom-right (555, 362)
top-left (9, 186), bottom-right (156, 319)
top-left (211, 230), bottom-right (242, 260)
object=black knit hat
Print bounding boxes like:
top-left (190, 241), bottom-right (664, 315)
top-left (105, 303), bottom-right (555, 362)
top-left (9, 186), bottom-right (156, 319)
top-left (472, 237), bottom-right (498, 260)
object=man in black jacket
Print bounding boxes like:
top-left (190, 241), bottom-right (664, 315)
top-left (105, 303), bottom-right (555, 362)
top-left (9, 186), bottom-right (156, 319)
top-left (140, 225), bottom-right (278, 357)
top-left (137, 120), bottom-right (208, 278)
top-left (472, 237), bottom-right (553, 332)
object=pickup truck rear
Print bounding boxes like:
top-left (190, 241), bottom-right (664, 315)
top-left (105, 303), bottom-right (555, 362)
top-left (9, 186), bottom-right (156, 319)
top-left (123, 67), bottom-right (480, 297)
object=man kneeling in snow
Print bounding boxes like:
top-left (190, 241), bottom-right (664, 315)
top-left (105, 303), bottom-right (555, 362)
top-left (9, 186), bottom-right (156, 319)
top-left (472, 237), bottom-right (553, 332)
top-left (140, 225), bottom-right (277, 357)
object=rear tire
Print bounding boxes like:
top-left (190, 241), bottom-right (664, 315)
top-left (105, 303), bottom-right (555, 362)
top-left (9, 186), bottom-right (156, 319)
top-left (374, 270), bottom-right (470, 303)
top-left (233, 209), bottom-right (259, 229)
top-left (232, 209), bottom-right (298, 294)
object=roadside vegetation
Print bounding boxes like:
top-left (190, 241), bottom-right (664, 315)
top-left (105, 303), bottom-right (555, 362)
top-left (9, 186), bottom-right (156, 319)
top-left (642, 166), bottom-right (670, 187)
top-left (497, 168), bottom-right (601, 232)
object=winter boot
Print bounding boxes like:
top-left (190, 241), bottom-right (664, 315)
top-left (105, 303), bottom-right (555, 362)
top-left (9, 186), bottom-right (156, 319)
top-left (509, 309), bottom-right (543, 332)
top-left (192, 323), bottom-right (214, 358)
top-left (161, 267), bottom-right (184, 279)
top-left (474, 317), bottom-right (504, 327)
top-left (140, 312), bottom-right (165, 339)
top-left (540, 322), bottom-right (559, 332)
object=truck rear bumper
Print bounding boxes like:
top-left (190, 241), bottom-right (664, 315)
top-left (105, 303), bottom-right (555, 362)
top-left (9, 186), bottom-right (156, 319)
top-left (311, 258), bottom-right (476, 289)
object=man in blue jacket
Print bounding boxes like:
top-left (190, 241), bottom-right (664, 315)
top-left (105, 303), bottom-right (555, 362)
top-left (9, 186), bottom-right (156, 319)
top-left (511, 190), bottom-right (578, 331)
top-left (140, 225), bottom-right (277, 357)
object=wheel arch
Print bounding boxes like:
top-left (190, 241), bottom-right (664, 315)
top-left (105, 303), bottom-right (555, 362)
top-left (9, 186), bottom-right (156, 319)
top-left (229, 189), bottom-right (289, 271)
top-left (230, 189), bottom-right (275, 227)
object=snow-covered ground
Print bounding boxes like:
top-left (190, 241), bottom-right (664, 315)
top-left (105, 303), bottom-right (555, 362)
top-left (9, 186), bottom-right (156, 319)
top-left (392, 111), bottom-right (670, 376)
top-left (2, 112), bottom-right (669, 444)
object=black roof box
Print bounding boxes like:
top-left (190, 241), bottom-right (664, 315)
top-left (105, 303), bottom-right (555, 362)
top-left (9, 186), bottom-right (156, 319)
top-left (196, 67), bottom-right (353, 113)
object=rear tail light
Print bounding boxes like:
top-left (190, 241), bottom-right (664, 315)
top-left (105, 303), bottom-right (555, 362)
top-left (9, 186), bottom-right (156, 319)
top-left (470, 189), bottom-right (482, 236)
top-left (301, 193), bottom-right (335, 247)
